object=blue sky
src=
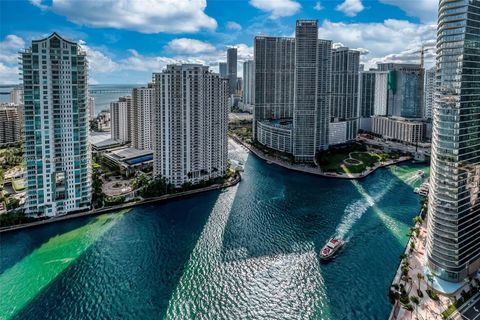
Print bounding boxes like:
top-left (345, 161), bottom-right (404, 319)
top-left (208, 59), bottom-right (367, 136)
top-left (0, 0), bottom-right (438, 84)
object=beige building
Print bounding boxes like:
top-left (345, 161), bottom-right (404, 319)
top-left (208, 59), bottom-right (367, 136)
top-left (0, 105), bottom-right (21, 145)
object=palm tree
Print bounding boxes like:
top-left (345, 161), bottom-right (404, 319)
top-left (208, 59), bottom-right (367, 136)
top-left (417, 273), bottom-right (424, 296)
top-left (413, 215), bottom-right (423, 226)
top-left (410, 296), bottom-right (420, 319)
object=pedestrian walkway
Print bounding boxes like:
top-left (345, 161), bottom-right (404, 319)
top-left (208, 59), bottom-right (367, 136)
top-left (230, 135), bottom-right (411, 180)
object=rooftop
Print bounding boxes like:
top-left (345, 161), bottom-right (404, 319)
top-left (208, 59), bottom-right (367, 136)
top-left (109, 147), bottom-right (152, 161)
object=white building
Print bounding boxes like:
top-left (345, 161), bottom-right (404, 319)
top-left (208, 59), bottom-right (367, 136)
top-left (10, 87), bottom-right (23, 105)
top-left (132, 85), bottom-right (154, 150)
top-left (110, 96), bottom-right (132, 143)
top-left (424, 67), bottom-right (435, 120)
top-left (88, 96), bottom-right (95, 121)
top-left (371, 116), bottom-right (425, 144)
top-left (330, 47), bottom-right (360, 144)
top-left (374, 71), bottom-right (388, 116)
top-left (242, 60), bottom-right (254, 113)
top-left (21, 33), bottom-right (91, 217)
top-left (153, 64), bottom-right (228, 188)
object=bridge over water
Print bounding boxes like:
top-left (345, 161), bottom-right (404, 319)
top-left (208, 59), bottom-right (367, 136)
top-left (89, 89), bottom-right (132, 94)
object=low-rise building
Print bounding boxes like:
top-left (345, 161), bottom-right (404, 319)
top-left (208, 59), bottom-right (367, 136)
top-left (256, 119), bottom-right (293, 153)
top-left (371, 116), bottom-right (425, 144)
top-left (102, 147), bottom-right (153, 177)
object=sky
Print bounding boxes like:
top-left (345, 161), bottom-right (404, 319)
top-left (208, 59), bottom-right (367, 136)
top-left (0, 0), bottom-right (438, 84)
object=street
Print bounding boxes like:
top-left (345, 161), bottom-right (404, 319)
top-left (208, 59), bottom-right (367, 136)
top-left (457, 296), bottom-right (480, 320)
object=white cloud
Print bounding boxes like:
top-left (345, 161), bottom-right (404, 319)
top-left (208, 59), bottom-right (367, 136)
top-left (0, 35), bottom-right (25, 65)
top-left (249, 0), bottom-right (301, 18)
top-left (314, 2), bottom-right (323, 11)
top-left (30, 0), bottom-right (217, 34)
top-left (29, 0), bottom-right (48, 10)
top-left (0, 35), bottom-right (25, 83)
top-left (0, 63), bottom-right (19, 84)
top-left (336, 0), bottom-right (364, 17)
top-left (78, 41), bottom-right (119, 73)
top-left (226, 21), bottom-right (242, 31)
top-left (379, 0), bottom-right (438, 22)
top-left (318, 19), bottom-right (436, 68)
top-left (165, 38), bottom-right (216, 54)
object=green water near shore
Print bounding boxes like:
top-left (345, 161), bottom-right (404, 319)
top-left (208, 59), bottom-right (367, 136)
top-left (0, 213), bottom-right (125, 319)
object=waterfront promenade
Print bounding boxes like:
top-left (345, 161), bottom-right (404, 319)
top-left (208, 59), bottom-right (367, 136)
top-left (229, 135), bottom-right (412, 179)
top-left (388, 214), bottom-right (476, 320)
top-left (0, 172), bottom-right (241, 233)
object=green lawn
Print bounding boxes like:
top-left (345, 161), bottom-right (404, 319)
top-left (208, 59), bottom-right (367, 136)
top-left (317, 146), bottom-right (391, 174)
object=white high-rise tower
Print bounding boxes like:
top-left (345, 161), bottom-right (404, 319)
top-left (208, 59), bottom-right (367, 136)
top-left (152, 65), bottom-right (228, 188)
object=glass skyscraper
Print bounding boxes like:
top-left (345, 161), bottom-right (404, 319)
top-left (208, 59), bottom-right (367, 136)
top-left (426, 0), bottom-right (480, 283)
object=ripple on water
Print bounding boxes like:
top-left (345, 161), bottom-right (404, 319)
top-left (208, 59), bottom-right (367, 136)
top-left (3, 143), bottom-right (427, 320)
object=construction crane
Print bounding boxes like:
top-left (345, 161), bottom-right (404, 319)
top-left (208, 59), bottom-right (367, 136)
top-left (414, 45), bottom-right (435, 69)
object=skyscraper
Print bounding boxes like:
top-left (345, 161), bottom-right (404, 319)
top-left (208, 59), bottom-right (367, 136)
top-left (316, 39), bottom-right (333, 151)
top-left (88, 96), bottom-right (95, 121)
top-left (426, 0), bottom-right (480, 283)
top-left (152, 65), bottom-right (228, 188)
top-left (227, 47), bottom-right (237, 95)
top-left (374, 72), bottom-right (388, 116)
top-left (293, 20), bottom-right (320, 161)
top-left (253, 20), bottom-right (331, 162)
top-left (242, 60), bottom-right (255, 112)
top-left (331, 47), bottom-right (360, 142)
top-left (358, 71), bottom-right (376, 118)
top-left (21, 33), bottom-right (91, 216)
top-left (358, 70), bottom-right (389, 118)
top-left (110, 96), bottom-right (132, 143)
top-left (424, 67), bottom-right (436, 120)
top-left (378, 63), bottom-right (424, 118)
top-left (219, 62), bottom-right (227, 78)
top-left (254, 36), bottom-right (295, 125)
top-left (132, 85), bottom-right (154, 150)
top-left (0, 105), bottom-right (20, 146)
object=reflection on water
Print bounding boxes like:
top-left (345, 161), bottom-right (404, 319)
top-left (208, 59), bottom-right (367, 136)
top-left (1, 141), bottom-right (428, 320)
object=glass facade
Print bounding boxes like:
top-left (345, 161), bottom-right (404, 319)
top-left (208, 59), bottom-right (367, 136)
top-left (427, 0), bottom-right (480, 282)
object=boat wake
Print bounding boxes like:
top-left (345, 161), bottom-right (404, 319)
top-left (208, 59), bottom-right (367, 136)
top-left (403, 173), bottom-right (423, 185)
top-left (334, 179), bottom-right (394, 241)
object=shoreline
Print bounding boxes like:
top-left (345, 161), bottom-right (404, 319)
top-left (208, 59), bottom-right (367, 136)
top-left (229, 135), bottom-right (412, 179)
top-left (0, 172), bottom-right (241, 234)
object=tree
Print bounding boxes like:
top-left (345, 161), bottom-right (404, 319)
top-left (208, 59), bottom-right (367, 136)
top-left (410, 296), bottom-right (420, 318)
top-left (410, 241), bottom-right (416, 252)
top-left (417, 273), bottom-right (424, 297)
top-left (413, 215), bottom-right (423, 226)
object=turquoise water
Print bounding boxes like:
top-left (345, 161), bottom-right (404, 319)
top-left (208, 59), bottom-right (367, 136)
top-left (0, 141), bottom-right (428, 319)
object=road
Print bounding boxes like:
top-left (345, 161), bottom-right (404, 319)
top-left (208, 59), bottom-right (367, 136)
top-left (456, 295), bottom-right (480, 320)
